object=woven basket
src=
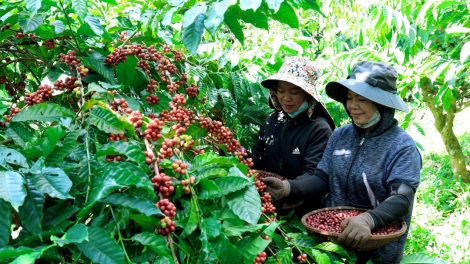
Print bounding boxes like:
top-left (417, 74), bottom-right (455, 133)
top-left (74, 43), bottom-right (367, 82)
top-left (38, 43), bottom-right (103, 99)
top-left (301, 206), bottom-right (407, 251)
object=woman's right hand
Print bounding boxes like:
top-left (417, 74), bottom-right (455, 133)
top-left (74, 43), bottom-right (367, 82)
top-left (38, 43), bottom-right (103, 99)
top-left (260, 177), bottom-right (291, 201)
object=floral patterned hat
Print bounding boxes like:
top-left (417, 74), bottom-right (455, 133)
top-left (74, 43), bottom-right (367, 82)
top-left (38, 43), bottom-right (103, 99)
top-left (261, 56), bottom-right (335, 129)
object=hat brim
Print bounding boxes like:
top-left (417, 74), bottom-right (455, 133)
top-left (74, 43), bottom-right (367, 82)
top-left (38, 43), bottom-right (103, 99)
top-left (261, 73), bottom-right (320, 103)
top-left (325, 79), bottom-right (409, 112)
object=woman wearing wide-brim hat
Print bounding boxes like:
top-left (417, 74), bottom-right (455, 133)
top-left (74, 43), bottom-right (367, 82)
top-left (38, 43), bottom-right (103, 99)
top-left (247, 56), bottom-right (335, 217)
top-left (261, 61), bottom-right (422, 263)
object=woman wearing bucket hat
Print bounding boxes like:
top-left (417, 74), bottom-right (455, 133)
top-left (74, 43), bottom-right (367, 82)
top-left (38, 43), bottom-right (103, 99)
top-left (261, 61), bottom-right (421, 263)
top-left (247, 56), bottom-right (335, 217)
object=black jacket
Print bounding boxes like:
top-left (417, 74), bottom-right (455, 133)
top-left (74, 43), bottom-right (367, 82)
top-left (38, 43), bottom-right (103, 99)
top-left (250, 109), bottom-right (333, 181)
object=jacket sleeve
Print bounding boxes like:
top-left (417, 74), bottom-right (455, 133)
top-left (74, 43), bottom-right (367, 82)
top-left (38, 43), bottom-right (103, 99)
top-left (367, 145), bottom-right (422, 229)
top-left (288, 168), bottom-right (330, 200)
top-left (247, 116), bottom-right (269, 170)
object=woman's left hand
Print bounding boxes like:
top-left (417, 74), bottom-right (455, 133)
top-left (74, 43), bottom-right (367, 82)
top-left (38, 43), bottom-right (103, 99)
top-left (337, 212), bottom-right (375, 248)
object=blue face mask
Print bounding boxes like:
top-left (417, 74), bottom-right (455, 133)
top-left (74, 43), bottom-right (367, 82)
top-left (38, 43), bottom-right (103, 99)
top-left (288, 100), bottom-right (309, 118)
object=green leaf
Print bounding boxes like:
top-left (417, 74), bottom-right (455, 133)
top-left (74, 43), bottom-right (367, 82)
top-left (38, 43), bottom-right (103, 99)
top-left (205, 0), bottom-right (236, 36)
top-left (29, 167), bottom-right (73, 200)
top-left (240, 9), bottom-right (268, 29)
top-left (267, 248), bottom-right (291, 264)
top-left (79, 55), bottom-right (114, 83)
top-left (272, 2), bottom-right (298, 28)
top-left (0, 171), bottom-right (26, 211)
top-left (11, 251), bottom-right (42, 264)
top-left (214, 176), bottom-right (251, 196)
top-left (131, 214), bottom-right (157, 232)
top-left (213, 234), bottom-right (245, 264)
top-left (266, 0), bottom-right (283, 12)
top-left (50, 20), bottom-right (65, 34)
top-left (99, 193), bottom-right (162, 217)
top-left (45, 130), bottom-right (82, 165)
top-left (5, 122), bottom-right (34, 148)
top-left (0, 147), bottom-right (29, 168)
top-left (182, 13), bottom-right (206, 54)
top-left (226, 186), bottom-right (261, 225)
top-left (183, 4), bottom-right (207, 28)
top-left (78, 162), bottom-right (147, 218)
top-left (84, 15), bottom-right (103, 36)
top-left (25, 0), bottom-right (41, 14)
top-left (42, 126), bottom-right (66, 158)
top-left (132, 232), bottom-right (173, 259)
top-left (75, 226), bottom-right (125, 264)
top-left (460, 42), bottom-right (470, 63)
top-left (51, 223), bottom-right (88, 247)
top-left (198, 178), bottom-right (221, 199)
top-left (224, 9), bottom-right (244, 45)
top-left (42, 204), bottom-right (78, 226)
top-left (72, 0), bottom-right (87, 20)
top-left (240, 0), bottom-right (261, 11)
top-left (236, 222), bottom-right (278, 259)
top-left (89, 107), bottom-right (125, 134)
top-left (11, 103), bottom-right (75, 122)
top-left (202, 216), bottom-right (221, 240)
top-left (105, 208), bottom-right (131, 232)
top-left (307, 248), bottom-right (330, 264)
top-left (117, 56), bottom-right (138, 88)
top-left (0, 246), bottom-right (36, 260)
top-left (19, 13), bottom-right (44, 32)
top-left (181, 201), bottom-right (198, 237)
top-left (442, 88), bottom-right (454, 111)
top-left (400, 253), bottom-right (446, 264)
top-left (18, 181), bottom-right (44, 236)
top-left (0, 199), bottom-right (12, 247)
top-left (96, 141), bottom-right (146, 164)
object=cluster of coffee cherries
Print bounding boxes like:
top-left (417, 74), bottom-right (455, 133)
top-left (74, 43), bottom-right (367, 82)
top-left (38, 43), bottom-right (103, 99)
top-left (53, 76), bottom-right (79, 92)
top-left (180, 176), bottom-right (195, 194)
top-left (253, 252), bottom-right (267, 264)
top-left (110, 98), bottom-right (133, 114)
top-left (106, 154), bottom-right (122, 162)
top-left (128, 111), bottom-right (143, 128)
top-left (296, 253), bottom-right (308, 263)
top-left (171, 159), bottom-right (188, 174)
top-left (24, 84), bottom-right (53, 105)
top-left (0, 107), bottom-right (21, 127)
top-left (156, 199), bottom-right (177, 235)
top-left (151, 173), bottom-right (175, 198)
top-left (1, 23), bottom-right (11, 32)
top-left (255, 171), bottom-right (287, 215)
top-left (44, 39), bottom-right (55, 49)
top-left (144, 118), bottom-right (164, 141)
top-left (108, 133), bottom-right (128, 142)
top-left (146, 94), bottom-right (160, 105)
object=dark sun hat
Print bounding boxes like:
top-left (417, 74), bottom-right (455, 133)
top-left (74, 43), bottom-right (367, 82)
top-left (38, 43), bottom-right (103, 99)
top-left (325, 61), bottom-right (409, 112)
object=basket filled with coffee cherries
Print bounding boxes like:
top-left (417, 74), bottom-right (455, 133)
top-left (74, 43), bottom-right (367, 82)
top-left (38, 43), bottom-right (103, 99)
top-left (301, 206), bottom-right (407, 251)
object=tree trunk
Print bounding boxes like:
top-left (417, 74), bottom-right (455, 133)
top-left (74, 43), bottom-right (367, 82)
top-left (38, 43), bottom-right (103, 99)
top-left (421, 78), bottom-right (469, 183)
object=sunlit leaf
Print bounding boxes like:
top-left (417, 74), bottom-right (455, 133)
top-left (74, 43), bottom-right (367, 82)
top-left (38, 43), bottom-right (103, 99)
top-left (224, 9), bottom-right (244, 45)
top-left (0, 171), bottom-right (26, 211)
top-left (51, 223), bottom-right (88, 247)
top-left (226, 186), bottom-right (261, 225)
top-left (88, 107), bottom-right (125, 134)
top-left (182, 13), bottom-right (206, 54)
top-left (72, 0), bottom-right (87, 20)
top-left (29, 167), bottom-right (73, 200)
top-left (240, 0), bottom-right (261, 11)
top-left (0, 147), bottom-right (29, 168)
top-left (25, 0), bottom-right (41, 14)
top-left (10, 251), bottom-right (42, 264)
top-left (11, 103), bottom-right (75, 122)
top-left (99, 193), bottom-right (162, 217)
top-left (18, 13), bottom-right (44, 32)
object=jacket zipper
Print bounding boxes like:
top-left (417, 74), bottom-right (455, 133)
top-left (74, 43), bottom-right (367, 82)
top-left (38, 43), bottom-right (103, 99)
top-left (344, 132), bottom-right (367, 204)
top-left (279, 117), bottom-right (290, 171)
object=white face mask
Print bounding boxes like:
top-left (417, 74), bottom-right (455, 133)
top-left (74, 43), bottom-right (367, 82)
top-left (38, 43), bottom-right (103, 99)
top-left (355, 110), bottom-right (381, 129)
top-left (288, 100), bottom-right (309, 118)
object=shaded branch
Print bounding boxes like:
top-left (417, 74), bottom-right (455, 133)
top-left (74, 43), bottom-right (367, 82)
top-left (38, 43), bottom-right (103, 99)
top-left (0, 139), bottom-right (13, 145)
top-left (0, 57), bottom-right (53, 69)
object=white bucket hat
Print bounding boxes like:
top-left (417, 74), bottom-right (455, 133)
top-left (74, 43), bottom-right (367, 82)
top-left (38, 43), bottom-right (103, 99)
top-left (261, 56), bottom-right (335, 129)
top-left (325, 61), bottom-right (409, 112)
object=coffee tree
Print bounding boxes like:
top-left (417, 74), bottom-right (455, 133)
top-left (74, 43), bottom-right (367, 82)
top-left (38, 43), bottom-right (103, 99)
top-left (0, 0), bottom-right (360, 263)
